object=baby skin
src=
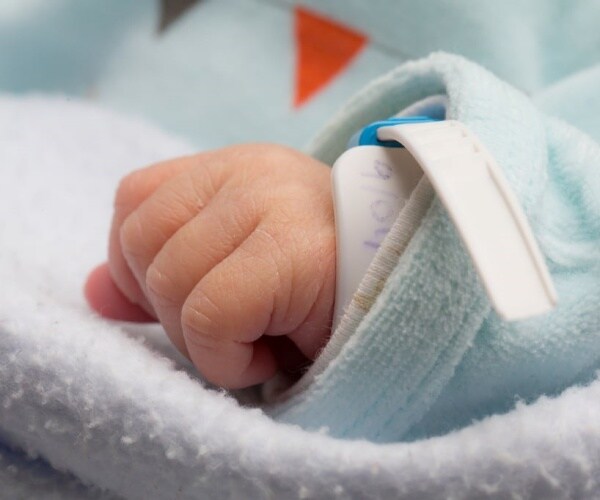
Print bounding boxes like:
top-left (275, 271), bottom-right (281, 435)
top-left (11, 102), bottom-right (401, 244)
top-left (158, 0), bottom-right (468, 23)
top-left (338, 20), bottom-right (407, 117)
top-left (85, 144), bottom-right (336, 389)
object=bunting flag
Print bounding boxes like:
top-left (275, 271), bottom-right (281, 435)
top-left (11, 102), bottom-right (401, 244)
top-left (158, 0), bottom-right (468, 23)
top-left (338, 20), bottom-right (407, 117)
top-left (159, 0), bottom-right (201, 33)
top-left (293, 6), bottom-right (368, 108)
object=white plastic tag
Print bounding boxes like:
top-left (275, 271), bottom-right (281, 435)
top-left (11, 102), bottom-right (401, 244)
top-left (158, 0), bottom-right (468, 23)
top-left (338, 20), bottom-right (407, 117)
top-left (331, 146), bottom-right (423, 331)
top-left (332, 120), bottom-right (557, 329)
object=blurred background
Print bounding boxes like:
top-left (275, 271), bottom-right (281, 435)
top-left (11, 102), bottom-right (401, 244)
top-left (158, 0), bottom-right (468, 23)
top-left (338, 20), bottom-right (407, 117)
top-left (1, 0), bottom-right (598, 149)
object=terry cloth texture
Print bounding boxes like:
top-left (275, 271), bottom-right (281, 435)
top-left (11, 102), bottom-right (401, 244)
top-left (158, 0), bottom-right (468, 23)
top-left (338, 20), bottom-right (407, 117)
top-left (269, 53), bottom-right (600, 442)
top-left (1, 51), bottom-right (600, 499)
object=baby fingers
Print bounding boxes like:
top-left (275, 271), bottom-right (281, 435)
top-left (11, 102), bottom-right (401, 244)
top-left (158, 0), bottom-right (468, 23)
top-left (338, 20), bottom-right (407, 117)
top-left (179, 227), bottom-right (289, 388)
top-left (143, 189), bottom-right (261, 355)
top-left (109, 155), bottom-right (201, 316)
top-left (117, 157), bottom-right (226, 315)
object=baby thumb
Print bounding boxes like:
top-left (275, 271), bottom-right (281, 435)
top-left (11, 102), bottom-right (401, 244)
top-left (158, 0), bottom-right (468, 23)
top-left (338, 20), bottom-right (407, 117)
top-left (84, 263), bottom-right (155, 322)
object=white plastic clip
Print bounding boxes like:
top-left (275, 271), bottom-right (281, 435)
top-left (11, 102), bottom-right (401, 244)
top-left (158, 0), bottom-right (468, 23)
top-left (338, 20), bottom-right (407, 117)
top-left (331, 120), bottom-right (557, 329)
top-left (377, 120), bottom-right (557, 320)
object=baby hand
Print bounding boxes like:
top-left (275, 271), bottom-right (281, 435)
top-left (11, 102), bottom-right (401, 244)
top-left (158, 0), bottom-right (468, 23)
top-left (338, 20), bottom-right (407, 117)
top-left (85, 145), bottom-right (336, 388)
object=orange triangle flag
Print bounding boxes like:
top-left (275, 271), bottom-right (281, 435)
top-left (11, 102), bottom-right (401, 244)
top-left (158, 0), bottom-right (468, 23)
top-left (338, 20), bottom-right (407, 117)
top-left (293, 6), bottom-right (368, 108)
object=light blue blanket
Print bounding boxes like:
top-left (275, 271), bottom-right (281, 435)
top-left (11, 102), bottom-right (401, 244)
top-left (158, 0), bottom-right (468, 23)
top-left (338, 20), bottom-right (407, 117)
top-left (273, 53), bottom-right (600, 444)
top-left (1, 1), bottom-right (599, 498)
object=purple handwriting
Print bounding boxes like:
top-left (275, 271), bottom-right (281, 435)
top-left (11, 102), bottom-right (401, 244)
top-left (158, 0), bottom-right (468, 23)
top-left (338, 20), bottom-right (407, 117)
top-left (361, 158), bottom-right (399, 251)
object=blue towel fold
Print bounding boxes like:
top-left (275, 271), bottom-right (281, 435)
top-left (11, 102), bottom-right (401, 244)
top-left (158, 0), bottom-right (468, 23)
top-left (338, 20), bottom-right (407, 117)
top-left (273, 52), bottom-right (600, 443)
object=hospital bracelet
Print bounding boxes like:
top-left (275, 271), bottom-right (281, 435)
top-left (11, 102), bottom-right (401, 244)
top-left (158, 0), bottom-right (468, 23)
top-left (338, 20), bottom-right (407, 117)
top-left (331, 118), bottom-right (557, 330)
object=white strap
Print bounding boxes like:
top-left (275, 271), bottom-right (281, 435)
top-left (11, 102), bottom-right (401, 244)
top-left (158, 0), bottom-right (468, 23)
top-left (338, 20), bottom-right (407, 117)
top-left (378, 120), bottom-right (557, 320)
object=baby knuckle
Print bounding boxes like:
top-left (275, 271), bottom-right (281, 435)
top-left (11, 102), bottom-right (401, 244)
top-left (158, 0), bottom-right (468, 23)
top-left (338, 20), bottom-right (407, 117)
top-left (145, 264), bottom-right (178, 308)
top-left (114, 171), bottom-right (144, 210)
top-left (119, 213), bottom-right (144, 260)
top-left (229, 143), bottom-right (294, 173)
top-left (256, 144), bottom-right (296, 168)
top-left (254, 142), bottom-right (292, 157)
top-left (181, 301), bottom-right (220, 346)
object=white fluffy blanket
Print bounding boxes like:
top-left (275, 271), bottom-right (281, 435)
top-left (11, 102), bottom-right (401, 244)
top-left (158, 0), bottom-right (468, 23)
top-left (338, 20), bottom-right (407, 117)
top-left (1, 95), bottom-right (600, 499)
